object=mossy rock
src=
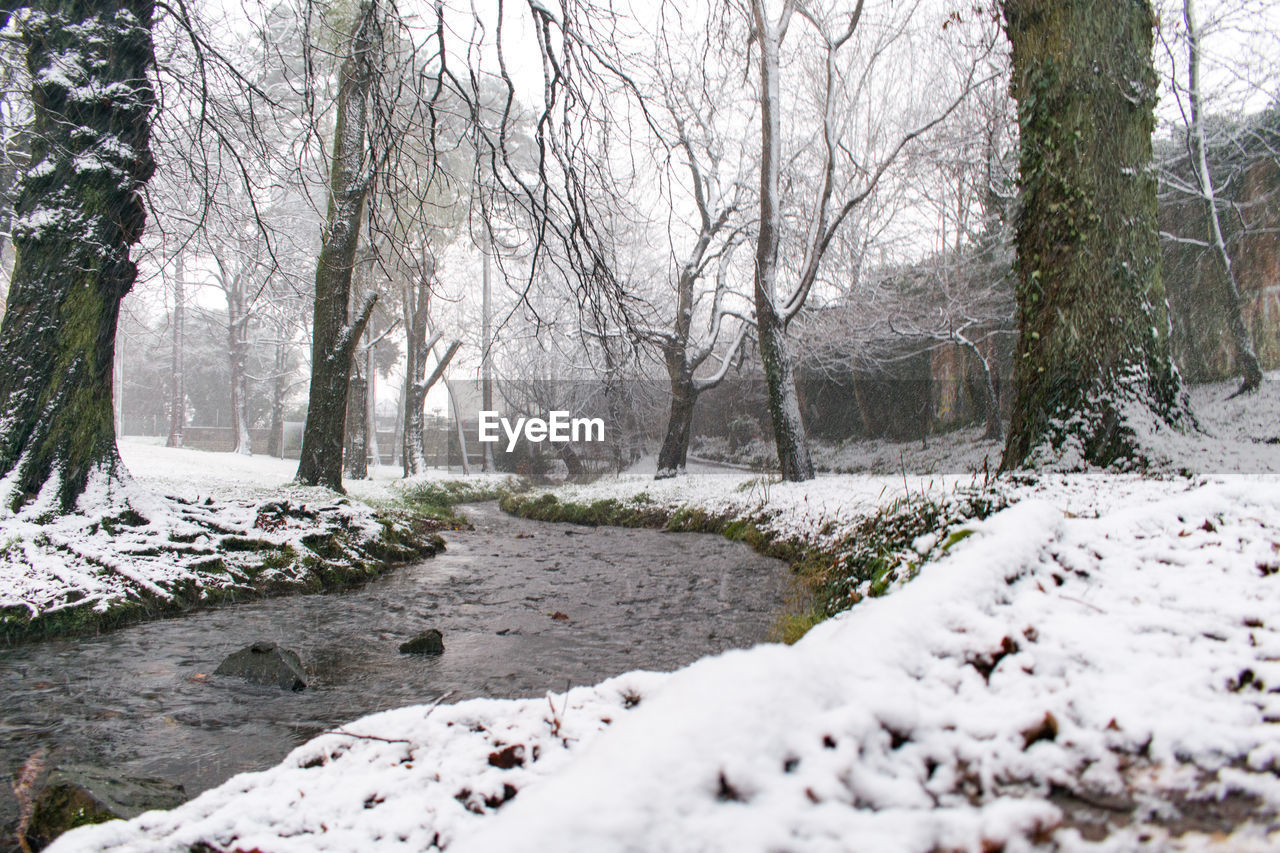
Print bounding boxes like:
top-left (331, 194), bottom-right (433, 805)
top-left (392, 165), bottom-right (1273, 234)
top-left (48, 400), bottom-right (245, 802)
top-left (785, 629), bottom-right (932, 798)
top-left (219, 536), bottom-right (279, 552)
top-left (214, 641), bottom-right (307, 691)
top-left (399, 628), bottom-right (445, 655)
top-left (26, 765), bottom-right (187, 849)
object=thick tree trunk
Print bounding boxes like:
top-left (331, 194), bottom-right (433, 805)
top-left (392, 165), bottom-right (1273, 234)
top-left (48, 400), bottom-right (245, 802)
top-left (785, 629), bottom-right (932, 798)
top-left (751, 3), bottom-right (814, 482)
top-left (1183, 0), bottom-right (1262, 397)
top-left (557, 445), bottom-right (585, 481)
top-left (0, 0), bottom-right (156, 512)
top-left (295, 0), bottom-right (379, 491)
top-left (1000, 0), bottom-right (1187, 470)
top-left (655, 375), bottom-right (698, 479)
top-left (756, 304), bottom-right (813, 481)
top-left (166, 252), bottom-right (185, 448)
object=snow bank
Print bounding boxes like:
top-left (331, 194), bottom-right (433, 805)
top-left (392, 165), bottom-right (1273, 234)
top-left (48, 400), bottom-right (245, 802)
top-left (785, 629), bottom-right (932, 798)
top-left (53, 477), bottom-right (1280, 851)
top-left (0, 442), bottom-right (504, 637)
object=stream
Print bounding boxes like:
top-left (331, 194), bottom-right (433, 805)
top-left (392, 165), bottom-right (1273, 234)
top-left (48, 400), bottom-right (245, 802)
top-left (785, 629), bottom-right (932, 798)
top-left (0, 502), bottom-right (790, 836)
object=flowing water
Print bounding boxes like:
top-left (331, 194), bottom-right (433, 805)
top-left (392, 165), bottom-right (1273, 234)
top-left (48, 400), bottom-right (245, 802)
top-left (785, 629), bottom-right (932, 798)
top-left (0, 502), bottom-right (790, 836)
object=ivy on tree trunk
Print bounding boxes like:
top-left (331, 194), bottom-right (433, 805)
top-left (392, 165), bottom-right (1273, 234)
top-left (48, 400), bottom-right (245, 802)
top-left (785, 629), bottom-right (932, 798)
top-left (1000, 0), bottom-right (1187, 470)
top-left (0, 0), bottom-right (156, 512)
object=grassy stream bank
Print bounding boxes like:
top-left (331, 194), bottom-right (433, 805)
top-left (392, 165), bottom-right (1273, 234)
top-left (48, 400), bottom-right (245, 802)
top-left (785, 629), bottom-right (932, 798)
top-left (499, 483), bottom-right (1004, 642)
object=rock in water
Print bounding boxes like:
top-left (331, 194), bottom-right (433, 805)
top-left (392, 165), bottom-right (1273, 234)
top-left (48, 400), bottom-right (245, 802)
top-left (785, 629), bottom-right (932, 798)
top-left (399, 629), bottom-right (444, 655)
top-left (26, 765), bottom-right (186, 849)
top-left (214, 641), bottom-right (307, 690)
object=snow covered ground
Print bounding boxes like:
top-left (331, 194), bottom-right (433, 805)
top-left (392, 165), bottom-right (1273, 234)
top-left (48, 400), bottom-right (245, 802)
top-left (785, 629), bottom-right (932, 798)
top-left (690, 373), bottom-right (1280, 478)
top-left (115, 439), bottom-right (509, 507)
top-left (692, 423), bottom-right (1004, 477)
top-left (40, 377), bottom-right (1280, 851)
top-left (0, 440), bottom-right (508, 636)
top-left (52, 477), bottom-right (1280, 852)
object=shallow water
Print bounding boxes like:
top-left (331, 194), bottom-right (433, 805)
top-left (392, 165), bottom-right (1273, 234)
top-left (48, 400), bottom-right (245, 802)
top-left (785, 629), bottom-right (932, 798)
top-left (0, 502), bottom-right (789, 834)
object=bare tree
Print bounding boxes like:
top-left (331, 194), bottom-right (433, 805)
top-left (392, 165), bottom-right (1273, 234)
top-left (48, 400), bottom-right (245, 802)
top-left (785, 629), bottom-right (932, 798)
top-left (206, 230), bottom-right (269, 455)
top-left (883, 248), bottom-right (1015, 442)
top-left (140, 0), bottom-right (321, 460)
top-left (1156, 0), bottom-right (1273, 395)
top-left (745, 0), bottom-right (982, 481)
top-left (624, 12), bottom-right (758, 479)
top-left (400, 253), bottom-right (461, 476)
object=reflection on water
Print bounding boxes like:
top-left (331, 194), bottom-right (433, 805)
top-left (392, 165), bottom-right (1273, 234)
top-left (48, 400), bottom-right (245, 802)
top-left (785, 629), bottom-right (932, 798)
top-left (0, 502), bottom-right (789, 835)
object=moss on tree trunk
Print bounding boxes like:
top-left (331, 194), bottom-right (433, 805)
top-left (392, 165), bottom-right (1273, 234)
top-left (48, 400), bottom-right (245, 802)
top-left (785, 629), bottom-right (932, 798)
top-left (295, 0), bottom-right (378, 491)
top-left (0, 1), bottom-right (155, 511)
top-left (1000, 0), bottom-right (1187, 470)
top-left (751, 5), bottom-right (814, 483)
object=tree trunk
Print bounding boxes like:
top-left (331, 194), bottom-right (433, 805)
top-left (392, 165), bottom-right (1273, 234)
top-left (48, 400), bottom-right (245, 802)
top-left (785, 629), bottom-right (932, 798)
top-left (480, 245), bottom-right (496, 472)
top-left (365, 346), bottom-right (380, 468)
top-left (166, 252), bottom-right (185, 448)
top-left (390, 386), bottom-right (404, 468)
top-left (999, 0), bottom-right (1187, 470)
top-left (756, 304), bottom-right (812, 480)
top-left (295, 0), bottom-right (379, 491)
top-left (1183, 0), bottom-right (1262, 397)
top-left (227, 286), bottom-right (251, 455)
top-left (402, 378), bottom-right (427, 477)
top-left (0, 0), bottom-right (156, 512)
top-left (344, 373), bottom-right (368, 479)
top-left (600, 344), bottom-right (634, 474)
top-left (850, 374), bottom-right (875, 437)
top-left (115, 320), bottom-right (126, 437)
top-left (751, 2), bottom-right (814, 482)
top-left (655, 375), bottom-right (698, 479)
top-left (267, 342), bottom-right (286, 458)
top-left (448, 381), bottom-right (471, 475)
top-left (978, 361), bottom-right (1002, 442)
top-left (401, 262), bottom-right (433, 477)
top-left (957, 334), bottom-right (1002, 442)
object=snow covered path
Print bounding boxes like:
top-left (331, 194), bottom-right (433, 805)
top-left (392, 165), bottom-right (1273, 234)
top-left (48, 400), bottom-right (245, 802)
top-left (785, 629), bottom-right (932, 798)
top-left (53, 476), bottom-right (1280, 852)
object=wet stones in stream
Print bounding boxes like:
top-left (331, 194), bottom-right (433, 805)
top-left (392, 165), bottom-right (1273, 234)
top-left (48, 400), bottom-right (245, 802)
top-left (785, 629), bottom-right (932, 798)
top-left (213, 641), bottom-right (307, 691)
top-left (21, 765), bottom-right (186, 850)
top-left (399, 628), bottom-right (445, 655)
